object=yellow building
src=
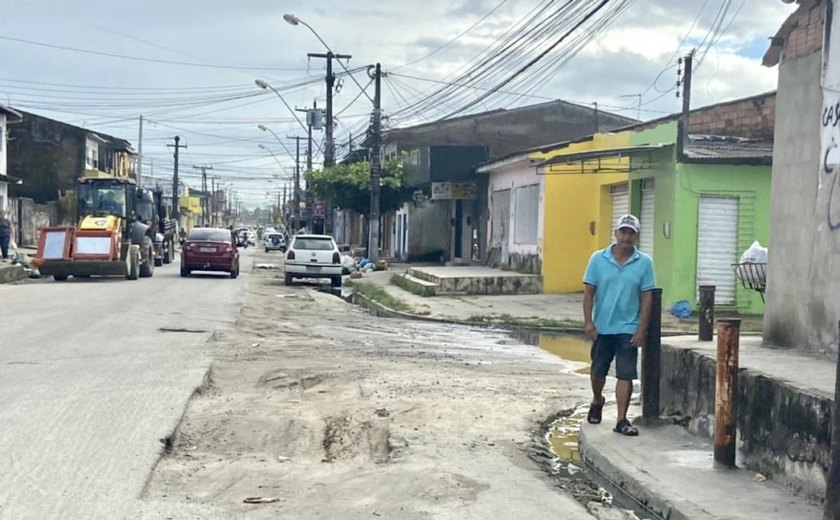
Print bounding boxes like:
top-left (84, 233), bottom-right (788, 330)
top-left (535, 131), bottom-right (630, 293)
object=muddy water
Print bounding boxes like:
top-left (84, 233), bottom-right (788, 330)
top-left (512, 332), bottom-right (592, 462)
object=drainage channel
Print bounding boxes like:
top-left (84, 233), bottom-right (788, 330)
top-left (518, 331), bottom-right (658, 520)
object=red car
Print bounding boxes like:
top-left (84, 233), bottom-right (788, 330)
top-left (180, 227), bottom-right (240, 278)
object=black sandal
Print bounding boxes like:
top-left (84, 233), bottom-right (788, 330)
top-left (586, 396), bottom-right (605, 424)
top-left (613, 418), bottom-right (639, 436)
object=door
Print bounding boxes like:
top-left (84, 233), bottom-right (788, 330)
top-left (697, 195), bottom-right (738, 305)
top-left (491, 189), bottom-right (511, 264)
top-left (639, 179), bottom-right (655, 256)
top-left (610, 183), bottom-right (629, 239)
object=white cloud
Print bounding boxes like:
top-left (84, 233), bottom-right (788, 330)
top-left (0, 0), bottom-right (797, 207)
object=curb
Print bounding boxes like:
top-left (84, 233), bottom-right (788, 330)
top-left (0, 264), bottom-right (30, 284)
top-left (349, 289), bottom-right (733, 338)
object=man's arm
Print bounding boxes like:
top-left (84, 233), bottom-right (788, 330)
top-left (631, 290), bottom-right (652, 347)
top-left (583, 283), bottom-right (597, 340)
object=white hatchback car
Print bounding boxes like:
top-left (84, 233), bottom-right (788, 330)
top-left (284, 234), bottom-right (343, 287)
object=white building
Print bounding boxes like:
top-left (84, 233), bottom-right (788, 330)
top-left (0, 103), bottom-right (23, 212)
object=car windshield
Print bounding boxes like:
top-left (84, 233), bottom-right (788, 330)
top-left (293, 237), bottom-right (334, 250)
top-left (188, 229), bottom-right (231, 242)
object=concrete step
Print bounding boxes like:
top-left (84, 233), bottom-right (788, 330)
top-left (406, 267), bottom-right (441, 285)
top-left (392, 272), bottom-right (438, 296)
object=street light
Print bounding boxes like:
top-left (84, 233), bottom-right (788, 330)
top-left (254, 80), bottom-right (322, 157)
top-left (259, 143), bottom-right (300, 232)
top-left (284, 13), bottom-right (380, 259)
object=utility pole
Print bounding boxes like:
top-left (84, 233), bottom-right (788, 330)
top-left (307, 52), bottom-right (351, 168)
top-left (287, 135), bottom-right (307, 232)
top-left (167, 136), bottom-right (187, 223)
top-left (193, 165), bottom-right (213, 226)
top-left (137, 115), bottom-right (143, 188)
top-left (676, 50), bottom-right (694, 158)
top-left (295, 100), bottom-right (318, 172)
top-left (368, 63), bottom-right (382, 262)
top-left (592, 102), bottom-right (599, 133)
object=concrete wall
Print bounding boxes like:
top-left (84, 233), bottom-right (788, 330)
top-left (9, 197), bottom-right (58, 247)
top-left (660, 344), bottom-right (830, 500)
top-left (7, 112), bottom-right (85, 203)
top-left (487, 160), bottom-right (542, 272)
top-left (538, 132), bottom-right (629, 293)
top-left (763, 50), bottom-right (830, 354)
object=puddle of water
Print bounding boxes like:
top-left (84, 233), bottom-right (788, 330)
top-left (548, 406), bottom-right (588, 464)
top-left (515, 331), bottom-right (591, 374)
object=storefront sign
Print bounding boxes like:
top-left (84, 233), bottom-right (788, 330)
top-left (430, 182), bottom-right (477, 200)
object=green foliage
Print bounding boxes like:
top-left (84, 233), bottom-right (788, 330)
top-left (305, 154), bottom-right (415, 216)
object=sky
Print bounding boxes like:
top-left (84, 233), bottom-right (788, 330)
top-left (0, 0), bottom-right (796, 209)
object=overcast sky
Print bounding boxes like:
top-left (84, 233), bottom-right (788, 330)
top-left (0, 0), bottom-right (795, 208)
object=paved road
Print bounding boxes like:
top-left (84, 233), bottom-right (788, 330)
top-left (0, 251), bottom-right (252, 519)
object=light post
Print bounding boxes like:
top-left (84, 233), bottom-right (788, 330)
top-left (284, 13), bottom-right (380, 258)
top-left (259, 143), bottom-right (299, 233)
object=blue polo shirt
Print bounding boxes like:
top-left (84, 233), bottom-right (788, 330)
top-left (583, 246), bottom-right (655, 335)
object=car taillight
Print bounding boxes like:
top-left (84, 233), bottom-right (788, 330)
top-left (225, 246), bottom-right (233, 253)
top-left (332, 252), bottom-right (340, 263)
top-left (185, 244), bottom-right (193, 251)
top-left (287, 250), bottom-right (295, 260)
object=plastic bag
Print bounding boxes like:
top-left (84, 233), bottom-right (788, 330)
top-left (670, 300), bottom-right (692, 319)
top-left (9, 238), bottom-right (17, 251)
top-left (739, 240), bottom-right (768, 264)
top-left (737, 241), bottom-right (768, 284)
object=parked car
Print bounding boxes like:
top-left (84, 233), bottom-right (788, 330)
top-left (284, 234), bottom-right (343, 287)
top-left (264, 232), bottom-right (287, 253)
top-left (181, 227), bottom-right (240, 278)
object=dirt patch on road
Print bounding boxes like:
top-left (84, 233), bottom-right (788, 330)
top-left (143, 266), bottom-right (609, 519)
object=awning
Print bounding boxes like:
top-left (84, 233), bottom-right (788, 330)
top-left (535, 144), bottom-right (672, 175)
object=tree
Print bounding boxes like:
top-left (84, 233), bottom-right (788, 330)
top-left (304, 154), bottom-right (415, 217)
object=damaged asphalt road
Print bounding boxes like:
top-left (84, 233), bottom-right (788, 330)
top-left (143, 261), bottom-right (600, 519)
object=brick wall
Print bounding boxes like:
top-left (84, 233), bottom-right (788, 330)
top-left (783, 1), bottom-right (824, 62)
top-left (687, 92), bottom-right (776, 140)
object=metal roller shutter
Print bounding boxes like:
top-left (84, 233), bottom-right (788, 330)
top-left (639, 180), bottom-right (655, 256)
top-left (697, 195), bottom-right (738, 305)
top-left (610, 184), bottom-right (629, 231)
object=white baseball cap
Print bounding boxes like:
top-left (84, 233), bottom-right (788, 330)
top-left (615, 214), bottom-right (640, 233)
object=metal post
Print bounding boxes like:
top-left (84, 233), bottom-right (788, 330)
top-left (714, 319), bottom-right (740, 468)
top-left (642, 288), bottom-right (663, 421)
top-left (699, 285), bottom-right (716, 341)
top-left (826, 321), bottom-right (840, 518)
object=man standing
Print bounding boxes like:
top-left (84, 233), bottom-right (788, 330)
top-left (582, 214), bottom-right (655, 436)
top-left (0, 209), bottom-right (12, 260)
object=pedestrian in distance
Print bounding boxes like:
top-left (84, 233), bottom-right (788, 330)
top-left (582, 214), bottom-right (655, 436)
top-left (0, 209), bottom-right (12, 260)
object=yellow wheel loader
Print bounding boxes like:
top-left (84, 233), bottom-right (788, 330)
top-left (34, 176), bottom-right (156, 281)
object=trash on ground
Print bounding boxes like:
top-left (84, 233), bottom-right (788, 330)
top-left (277, 455), bottom-right (293, 463)
top-left (256, 263), bottom-right (278, 270)
top-left (243, 496), bottom-right (283, 504)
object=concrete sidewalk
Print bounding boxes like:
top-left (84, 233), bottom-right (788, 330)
top-left (580, 404), bottom-right (822, 520)
top-left (356, 265), bottom-right (708, 332)
top-left (351, 265), bottom-right (829, 519)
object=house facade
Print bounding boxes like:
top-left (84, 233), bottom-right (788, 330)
top-left (380, 100), bottom-right (636, 262)
top-left (521, 93), bottom-right (774, 315)
top-left (7, 109), bottom-right (136, 205)
top-left (0, 104), bottom-right (23, 212)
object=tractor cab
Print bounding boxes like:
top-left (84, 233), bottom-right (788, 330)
top-left (77, 178), bottom-right (136, 219)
